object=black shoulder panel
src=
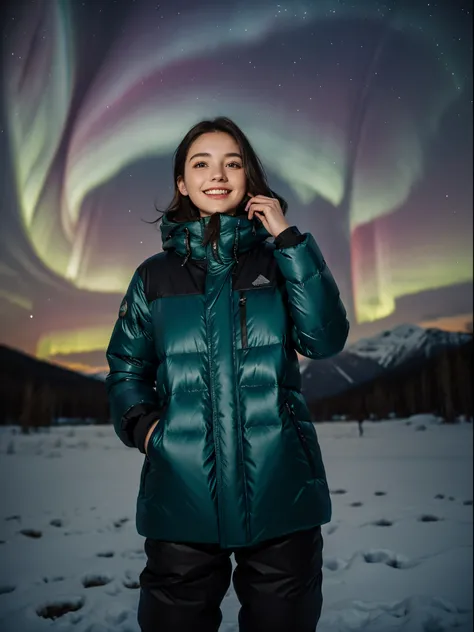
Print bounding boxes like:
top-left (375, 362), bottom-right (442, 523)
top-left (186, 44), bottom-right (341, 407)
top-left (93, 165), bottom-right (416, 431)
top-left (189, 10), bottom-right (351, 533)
top-left (138, 251), bottom-right (207, 300)
top-left (137, 242), bottom-right (283, 301)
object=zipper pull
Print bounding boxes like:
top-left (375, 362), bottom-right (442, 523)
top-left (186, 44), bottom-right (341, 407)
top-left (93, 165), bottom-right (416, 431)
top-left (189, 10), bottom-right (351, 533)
top-left (211, 239), bottom-right (222, 263)
top-left (239, 296), bottom-right (247, 306)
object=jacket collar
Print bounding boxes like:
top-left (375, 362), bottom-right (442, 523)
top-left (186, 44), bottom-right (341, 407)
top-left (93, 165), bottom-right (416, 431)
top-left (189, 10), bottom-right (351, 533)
top-left (160, 211), bottom-right (271, 265)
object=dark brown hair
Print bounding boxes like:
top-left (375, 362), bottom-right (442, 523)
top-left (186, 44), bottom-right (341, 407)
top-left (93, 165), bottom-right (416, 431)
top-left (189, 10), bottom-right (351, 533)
top-left (152, 116), bottom-right (288, 245)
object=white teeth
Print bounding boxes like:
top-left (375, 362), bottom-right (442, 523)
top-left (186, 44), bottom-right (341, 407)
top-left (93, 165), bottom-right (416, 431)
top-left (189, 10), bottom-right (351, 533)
top-left (204, 190), bottom-right (230, 195)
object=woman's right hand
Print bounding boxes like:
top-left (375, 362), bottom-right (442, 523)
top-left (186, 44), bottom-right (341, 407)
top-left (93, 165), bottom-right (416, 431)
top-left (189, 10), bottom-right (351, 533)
top-left (144, 419), bottom-right (160, 456)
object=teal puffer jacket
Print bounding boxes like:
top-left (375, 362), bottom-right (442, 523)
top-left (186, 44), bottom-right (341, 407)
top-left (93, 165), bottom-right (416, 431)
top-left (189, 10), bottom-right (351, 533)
top-left (106, 212), bottom-right (349, 548)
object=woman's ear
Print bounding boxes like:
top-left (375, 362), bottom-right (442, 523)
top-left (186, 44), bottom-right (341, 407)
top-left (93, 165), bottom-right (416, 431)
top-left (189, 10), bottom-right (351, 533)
top-left (177, 176), bottom-right (187, 196)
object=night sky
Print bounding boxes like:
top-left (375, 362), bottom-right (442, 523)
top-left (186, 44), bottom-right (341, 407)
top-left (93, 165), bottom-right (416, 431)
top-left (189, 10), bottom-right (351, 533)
top-left (0, 0), bottom-right (472, 373)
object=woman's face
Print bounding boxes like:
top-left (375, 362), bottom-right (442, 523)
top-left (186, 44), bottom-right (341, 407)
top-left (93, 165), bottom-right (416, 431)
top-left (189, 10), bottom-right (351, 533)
top-left (177, 131), bottom-right (247, 218)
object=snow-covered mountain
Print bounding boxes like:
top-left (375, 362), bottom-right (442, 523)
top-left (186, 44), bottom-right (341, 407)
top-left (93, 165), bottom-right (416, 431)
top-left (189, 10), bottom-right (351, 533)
top-left (301, 352), bottom-right (383, 400)
top-left (347, 324), bottom-right (472, 369)
top-left (301, 324), bottom-right (472, 402)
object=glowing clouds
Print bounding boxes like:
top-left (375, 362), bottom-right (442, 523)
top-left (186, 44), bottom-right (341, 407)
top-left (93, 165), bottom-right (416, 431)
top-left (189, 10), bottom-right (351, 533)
top-left (5, 0), bottom-right (74, 236)
top-left (36, 325), bottom-right (113, 363)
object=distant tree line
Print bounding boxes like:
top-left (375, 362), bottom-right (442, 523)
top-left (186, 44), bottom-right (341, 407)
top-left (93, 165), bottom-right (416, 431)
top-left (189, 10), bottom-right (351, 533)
top-left (308, 338), bottom-right (473, 423)
top-left (0, 345), bottom-right (109, 431)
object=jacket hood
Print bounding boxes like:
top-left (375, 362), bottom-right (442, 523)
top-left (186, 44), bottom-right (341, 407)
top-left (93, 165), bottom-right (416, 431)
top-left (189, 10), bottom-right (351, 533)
top-left (160, 210), bottom-right (271, 265)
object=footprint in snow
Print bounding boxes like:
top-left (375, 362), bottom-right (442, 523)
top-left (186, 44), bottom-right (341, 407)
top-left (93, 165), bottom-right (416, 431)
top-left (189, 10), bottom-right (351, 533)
top-left (113, 517), bottom-right (130, 528)
top-left (324, 557), bottom-right (349, 571)
top-left (19, 528), bottom-right (42, 538)
top-left (363, 549), bottom-right (419, 569)
top-left (350, 501), bottom-right (363, 507)
top-left (330, 489), bottom-right (347, 495)
top-left (4, 515), bottom-right (21, 522)
top-left (417, 514), bottom-right (443, 522)
top-left (49, 518), bottom-right (64, 528)
top-left (371, 518), bottom-right (393, 527)
top-left (42, 576), bottom-right (64, 583)
top-left (463, 499), bottom-right (472, 505)
top-left (36, 596), bottom-right (85, 620)
top-left (324, 549), bottom-right (419, 573)
top-left (325, 523), bottom-right (339, 535)
top-left (96, 550), bottom-right (115, 558)
top-left (434, 493), bottom-right (445, 499)
top-left (123, 570), bottom-right (140, 589)
top-left (81, 573), bottom-right (114, 588)
top-left (374, 491), bottom-right (386, 496)
top-left (0, 584), bottom-right (16, 595)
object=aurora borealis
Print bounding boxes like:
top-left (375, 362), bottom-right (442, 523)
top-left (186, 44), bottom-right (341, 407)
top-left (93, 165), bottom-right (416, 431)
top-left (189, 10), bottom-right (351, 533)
top-left (0, 0), bottom-right (472, 372)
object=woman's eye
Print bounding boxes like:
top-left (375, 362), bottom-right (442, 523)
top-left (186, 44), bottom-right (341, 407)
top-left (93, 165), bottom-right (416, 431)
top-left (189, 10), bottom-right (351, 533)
top-left (193, 162), bottom-right (241, 168)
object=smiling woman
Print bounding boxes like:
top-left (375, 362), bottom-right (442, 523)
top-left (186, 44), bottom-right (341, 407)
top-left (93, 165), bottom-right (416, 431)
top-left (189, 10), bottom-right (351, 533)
top-left (106, 115), bottom-right (350, 632)
top-left (151, 117), bottom-right (289, 248)
top-left (1, 0), bottom-right (472, 629)
top-left (180, 133), bottom-right (246, 214)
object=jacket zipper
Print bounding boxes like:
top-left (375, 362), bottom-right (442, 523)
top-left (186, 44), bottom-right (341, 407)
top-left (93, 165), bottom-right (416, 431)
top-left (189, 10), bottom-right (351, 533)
top-left (204, 243), bottom-right (225, 545)
top-left (239, 292), bottom-right (248, 348)
top-left (232, 285), bottom-right (250, 542)
top-left (285, 401), bottom-right (316, 478)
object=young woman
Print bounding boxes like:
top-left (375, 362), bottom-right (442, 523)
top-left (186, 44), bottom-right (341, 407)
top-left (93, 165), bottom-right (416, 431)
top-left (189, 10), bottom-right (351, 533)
top-left (106, 116), bottom-right (350, 632)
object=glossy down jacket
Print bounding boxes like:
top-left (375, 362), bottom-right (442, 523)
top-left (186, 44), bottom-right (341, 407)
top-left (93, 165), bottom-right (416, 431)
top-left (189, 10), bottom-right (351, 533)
top-left (106, 212), bottom-right (349, 548)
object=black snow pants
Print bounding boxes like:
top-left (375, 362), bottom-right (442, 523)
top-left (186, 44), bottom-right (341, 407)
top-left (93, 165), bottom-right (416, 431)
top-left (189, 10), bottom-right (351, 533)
top-left (137, 525), bottom-right (324, 632)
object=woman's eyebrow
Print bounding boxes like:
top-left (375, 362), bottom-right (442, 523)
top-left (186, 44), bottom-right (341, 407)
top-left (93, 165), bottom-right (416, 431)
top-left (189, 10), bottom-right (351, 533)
top-left (188, 152), bottom-right (242, 162)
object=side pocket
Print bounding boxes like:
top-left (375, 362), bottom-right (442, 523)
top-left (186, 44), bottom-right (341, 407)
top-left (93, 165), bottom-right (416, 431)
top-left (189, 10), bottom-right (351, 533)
top-left (139, 456), bottom-right (151, 496)
top-left (285, 401), bottom-right (316, 478)
top-left (146, 415), bottom-right (166, 460)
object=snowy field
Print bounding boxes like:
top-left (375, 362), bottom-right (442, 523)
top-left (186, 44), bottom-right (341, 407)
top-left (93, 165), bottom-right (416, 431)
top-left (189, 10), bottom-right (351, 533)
top-left (0, 414), bottom-right (472, 632)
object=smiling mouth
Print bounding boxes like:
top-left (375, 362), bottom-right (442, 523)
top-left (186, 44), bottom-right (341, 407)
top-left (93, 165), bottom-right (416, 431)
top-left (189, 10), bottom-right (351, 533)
top-left (203, 190), bottom-right (232, 198)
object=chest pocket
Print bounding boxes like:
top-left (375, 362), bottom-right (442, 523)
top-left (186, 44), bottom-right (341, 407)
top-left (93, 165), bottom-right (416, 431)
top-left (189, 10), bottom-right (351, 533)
top-left (233, 244), bottom-right (288, 350)
top-left (237, 285), bottom-right (288, 349)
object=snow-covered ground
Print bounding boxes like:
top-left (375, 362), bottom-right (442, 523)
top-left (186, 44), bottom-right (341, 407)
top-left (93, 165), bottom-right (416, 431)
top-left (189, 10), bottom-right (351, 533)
top-left (0, 414), bottom-right (472, 632)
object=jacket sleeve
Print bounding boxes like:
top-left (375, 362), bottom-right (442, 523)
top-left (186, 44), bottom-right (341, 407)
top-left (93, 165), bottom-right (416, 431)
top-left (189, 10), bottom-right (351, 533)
top-left (105, 268), bottom-right (165, 453)
top-left (274, 227), bottom-right (350, 359)
top-left (273, 225), bottom-right (306, 249)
